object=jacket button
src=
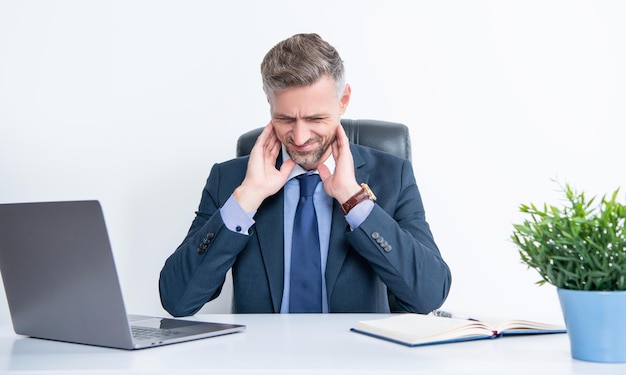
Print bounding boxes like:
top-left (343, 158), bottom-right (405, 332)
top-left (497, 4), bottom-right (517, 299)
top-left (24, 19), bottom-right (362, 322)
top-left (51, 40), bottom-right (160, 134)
top-left (371, 232), bottom-right (380, 239)
top-left (383, 245), bottom-right (392, 253)
top-left (197, 243), bottom-right (208, 254)
top-left (201, 232), bottom-right (215, 247)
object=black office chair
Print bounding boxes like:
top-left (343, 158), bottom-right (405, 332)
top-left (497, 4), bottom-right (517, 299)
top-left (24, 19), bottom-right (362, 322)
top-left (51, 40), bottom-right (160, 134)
top-left (235, 119), bottom-right (411, 312)
top-left (236, 119), bottom-right (411, 162)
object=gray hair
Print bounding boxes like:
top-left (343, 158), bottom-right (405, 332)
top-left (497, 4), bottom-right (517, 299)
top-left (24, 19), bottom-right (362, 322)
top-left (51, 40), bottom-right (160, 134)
top-left (261, 33), bottom-right (346, 98)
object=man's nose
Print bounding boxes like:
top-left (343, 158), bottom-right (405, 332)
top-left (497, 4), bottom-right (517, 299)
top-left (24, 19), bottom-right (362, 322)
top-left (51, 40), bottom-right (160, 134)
top-left (291, 120), bottom-right (312, 145)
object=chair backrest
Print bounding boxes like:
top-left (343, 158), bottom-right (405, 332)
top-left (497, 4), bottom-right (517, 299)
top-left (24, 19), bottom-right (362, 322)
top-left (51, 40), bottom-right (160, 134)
top-left (236, 119), bottom-right (411, 161)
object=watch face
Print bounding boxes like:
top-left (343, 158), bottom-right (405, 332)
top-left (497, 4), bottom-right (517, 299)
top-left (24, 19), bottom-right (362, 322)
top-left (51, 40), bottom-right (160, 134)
top-left (361, 184), bottom-right (376, 201)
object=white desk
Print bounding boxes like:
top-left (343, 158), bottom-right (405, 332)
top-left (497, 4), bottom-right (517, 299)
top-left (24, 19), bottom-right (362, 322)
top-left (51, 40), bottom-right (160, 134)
top-left (1, 313), bottom-right (625, 374)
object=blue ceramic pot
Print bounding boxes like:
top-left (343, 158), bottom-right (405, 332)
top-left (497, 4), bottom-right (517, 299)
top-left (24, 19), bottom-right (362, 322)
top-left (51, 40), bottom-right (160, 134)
top-left (557, 288), bottom-right (626, 363)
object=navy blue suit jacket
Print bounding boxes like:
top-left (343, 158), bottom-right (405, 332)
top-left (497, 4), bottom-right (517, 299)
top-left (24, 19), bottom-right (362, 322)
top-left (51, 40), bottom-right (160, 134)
top-left (159, 144), bottom-right (451, 316)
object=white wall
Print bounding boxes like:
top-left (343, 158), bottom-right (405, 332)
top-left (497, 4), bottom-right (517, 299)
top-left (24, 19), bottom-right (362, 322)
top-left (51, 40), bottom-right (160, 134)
top-left (1, 0), bottom-right (625, 325)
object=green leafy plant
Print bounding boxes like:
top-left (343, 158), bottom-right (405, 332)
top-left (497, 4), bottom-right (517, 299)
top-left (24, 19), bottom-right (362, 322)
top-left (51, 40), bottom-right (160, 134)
top-left (511, 183), bottom-right (626, 291)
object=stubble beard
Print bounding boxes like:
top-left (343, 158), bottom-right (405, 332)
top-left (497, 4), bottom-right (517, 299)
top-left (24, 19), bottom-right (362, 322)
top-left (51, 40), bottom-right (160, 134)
top-left (285, 134), bottom-right (335, 170)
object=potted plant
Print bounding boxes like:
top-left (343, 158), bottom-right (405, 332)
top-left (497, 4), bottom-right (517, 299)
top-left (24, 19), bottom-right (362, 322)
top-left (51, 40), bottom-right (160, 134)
top-left (511, 183), bottom-right (626, 363)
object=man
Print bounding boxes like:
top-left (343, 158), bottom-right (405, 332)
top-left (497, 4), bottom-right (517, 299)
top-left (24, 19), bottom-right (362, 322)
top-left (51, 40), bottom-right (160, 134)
top-left (159, 33), bottom-right (451, 315)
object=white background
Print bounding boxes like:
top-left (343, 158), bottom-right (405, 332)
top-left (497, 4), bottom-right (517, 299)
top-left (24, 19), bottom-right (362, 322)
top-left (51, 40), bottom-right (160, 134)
top-left (1, 0), bottom-right (625, 325)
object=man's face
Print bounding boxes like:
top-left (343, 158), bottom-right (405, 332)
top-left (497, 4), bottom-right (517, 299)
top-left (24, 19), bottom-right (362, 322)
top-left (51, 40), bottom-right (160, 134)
top-left (268, 75), bottom-right (350, 171)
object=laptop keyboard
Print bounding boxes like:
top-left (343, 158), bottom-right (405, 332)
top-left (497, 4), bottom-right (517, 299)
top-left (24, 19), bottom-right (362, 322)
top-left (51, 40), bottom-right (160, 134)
top-left (132, 326), bottom-right (182, 340)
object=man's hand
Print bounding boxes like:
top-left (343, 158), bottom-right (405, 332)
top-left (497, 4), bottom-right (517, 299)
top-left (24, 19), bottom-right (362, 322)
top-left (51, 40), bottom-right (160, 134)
top-left (233, 123), bottom-right (296, 212)
top-left (318, 125), bottom-right (362, 204)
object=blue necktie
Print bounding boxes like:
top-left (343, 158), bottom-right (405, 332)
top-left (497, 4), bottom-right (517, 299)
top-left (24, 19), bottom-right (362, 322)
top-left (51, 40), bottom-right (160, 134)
top-left (289, 173), bottom-right (322, 313)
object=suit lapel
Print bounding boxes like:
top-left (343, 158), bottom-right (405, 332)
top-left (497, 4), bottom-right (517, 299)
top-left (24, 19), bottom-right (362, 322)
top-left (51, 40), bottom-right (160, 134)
top-left (325, 204), bottom-right (349, 297)
top-left (254, 155), bottom-right (287, 312)
top-left (325, 144), bottom-right (370, 302)
top-left (351, 144), bottom-right (370, 188)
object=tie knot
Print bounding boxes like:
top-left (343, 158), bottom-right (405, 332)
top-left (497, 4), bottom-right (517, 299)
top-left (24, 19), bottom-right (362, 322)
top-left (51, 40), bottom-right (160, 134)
top-left (297, 173), bottom-right (320, 197)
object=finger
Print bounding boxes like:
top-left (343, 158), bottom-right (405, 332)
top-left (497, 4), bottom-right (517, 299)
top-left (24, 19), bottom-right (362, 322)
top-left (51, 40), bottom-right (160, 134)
top-left (250, 124), bottom-right (273, 158)
top-left (335, 123), bottom-right (348, 145)
top-left (256, 123), bottom-right (273, 144)
top-left (279, 159), bottom-right (296, 177)
top-left (256, 124), bottom-right (278, 156)
top-left (318, 164), bottom-right (331, 182)
top-left (332, 124), bottom-right (349, 156)
top-left (266, 129), bottom-right (283, 159)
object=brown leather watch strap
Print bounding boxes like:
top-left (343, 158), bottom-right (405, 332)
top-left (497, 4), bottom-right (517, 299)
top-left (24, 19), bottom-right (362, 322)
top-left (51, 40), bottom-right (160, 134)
top-left (340, 183), bottom-right (376, 215)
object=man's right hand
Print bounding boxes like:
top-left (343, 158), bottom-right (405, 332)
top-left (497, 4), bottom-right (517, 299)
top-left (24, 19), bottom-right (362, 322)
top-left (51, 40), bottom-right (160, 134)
top-left (233, 123), bottom-right (295, 212)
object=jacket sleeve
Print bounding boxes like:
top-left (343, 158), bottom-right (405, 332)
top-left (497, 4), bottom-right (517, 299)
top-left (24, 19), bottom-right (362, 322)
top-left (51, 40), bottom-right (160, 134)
top-left (345, 158), bottom-right (451, 314)
top-left (158, 162), bottom-right (250, 317)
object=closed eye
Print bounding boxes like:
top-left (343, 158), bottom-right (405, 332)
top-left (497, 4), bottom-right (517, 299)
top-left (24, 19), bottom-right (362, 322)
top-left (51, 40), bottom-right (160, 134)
top-left (303, 116), bottom-right (328, 122)
top-left (273, 115), bottom-right (296, 123)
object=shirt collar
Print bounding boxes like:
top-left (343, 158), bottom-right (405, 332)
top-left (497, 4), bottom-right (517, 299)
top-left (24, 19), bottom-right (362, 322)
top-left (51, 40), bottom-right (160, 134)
top-left (282, 144), bottom-right (336, 180)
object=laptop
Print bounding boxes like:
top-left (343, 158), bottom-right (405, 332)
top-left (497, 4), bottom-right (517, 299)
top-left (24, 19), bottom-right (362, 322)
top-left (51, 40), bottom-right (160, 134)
top-left (0, 200), bottom-right (245, 350)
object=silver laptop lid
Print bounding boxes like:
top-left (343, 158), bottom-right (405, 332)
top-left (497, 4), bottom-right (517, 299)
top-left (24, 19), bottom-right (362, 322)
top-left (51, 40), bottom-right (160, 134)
top-left (0, 200), bottom-right (245, 350)
top-left (0, 200), bottom-right (136, 348)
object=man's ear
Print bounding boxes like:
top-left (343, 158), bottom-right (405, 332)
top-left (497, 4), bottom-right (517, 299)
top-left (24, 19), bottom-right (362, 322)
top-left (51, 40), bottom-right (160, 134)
top-left (339, 84), bottom-right (351, 115)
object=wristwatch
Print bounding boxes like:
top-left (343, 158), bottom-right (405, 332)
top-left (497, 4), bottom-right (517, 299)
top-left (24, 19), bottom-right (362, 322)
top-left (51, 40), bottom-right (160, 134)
top-left (340, 183), bottom-right (377, 215)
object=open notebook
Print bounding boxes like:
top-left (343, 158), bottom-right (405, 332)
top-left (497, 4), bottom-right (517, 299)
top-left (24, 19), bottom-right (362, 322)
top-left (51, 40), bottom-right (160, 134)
top-left (352, 312), bottom-right (565, 347)
top-left (0, 200), bottom-right (245, 350)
